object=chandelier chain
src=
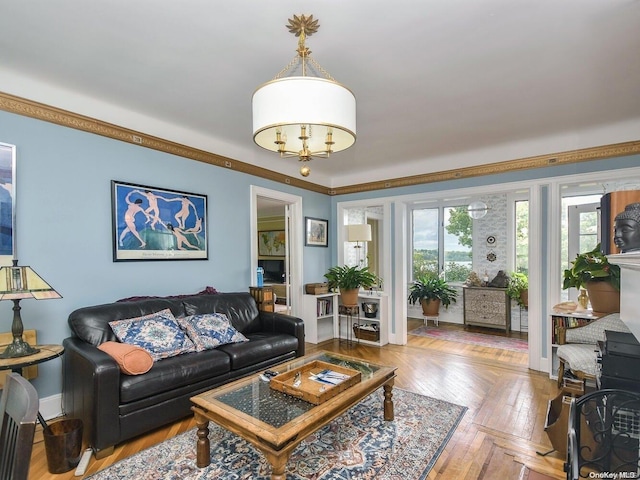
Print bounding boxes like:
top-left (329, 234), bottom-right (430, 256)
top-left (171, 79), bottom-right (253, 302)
top-left (273, 55), bottom-right (301, 80)
top-left (273, 56), bottom-right (335, 82)
top-left (307, 57), bottom-right (335, 82)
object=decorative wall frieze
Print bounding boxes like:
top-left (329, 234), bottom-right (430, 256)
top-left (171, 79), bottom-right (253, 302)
top-left (1, 91), bottom-right (638, 197)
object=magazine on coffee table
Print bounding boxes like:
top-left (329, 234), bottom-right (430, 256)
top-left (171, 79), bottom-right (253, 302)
top-left (269, 360), bottom-right (361, 404)
top-left (309, 369), bottom-right (351, 385)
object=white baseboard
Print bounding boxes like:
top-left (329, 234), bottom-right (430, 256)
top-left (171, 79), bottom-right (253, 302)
top-left (40, 393), bottom-right (64, 421)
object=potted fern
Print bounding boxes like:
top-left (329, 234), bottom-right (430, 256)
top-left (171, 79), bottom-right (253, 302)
top-left (408, 273), bottom-right (458, 316)
top-left (324, 265), bottom-right (379, 306)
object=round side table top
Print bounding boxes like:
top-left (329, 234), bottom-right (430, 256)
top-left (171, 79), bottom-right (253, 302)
top-left (0, 344), bottom-right (64, 371)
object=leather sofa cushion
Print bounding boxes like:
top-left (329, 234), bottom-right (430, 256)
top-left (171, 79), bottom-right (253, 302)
top-left (217, 332), bottom-right (300, 370)
top-left (69, 298), bottom-right (186, 346)
top-left (98, 341), bottom-right (153, 375)
top-left (183, 292), bottom-right (261, 334)
top-left (119, 348), bottom-right (231, 403)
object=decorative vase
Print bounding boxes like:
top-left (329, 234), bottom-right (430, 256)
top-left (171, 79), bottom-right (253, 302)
top-left (340, 288), bottom-right (359, 307)
top-left (577, 289), bottom-right (589, 310)
top-left (585, 281), bottom-right (620, 314)
top-left (421, 298), bottom-right (441, 316)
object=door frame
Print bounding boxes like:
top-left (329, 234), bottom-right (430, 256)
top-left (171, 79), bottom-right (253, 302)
top-left (250, 186), bottom-right (303, 318)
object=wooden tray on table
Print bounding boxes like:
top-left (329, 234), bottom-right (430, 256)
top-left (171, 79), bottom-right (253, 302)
top-left (269, 360), bottom-right (361, 405)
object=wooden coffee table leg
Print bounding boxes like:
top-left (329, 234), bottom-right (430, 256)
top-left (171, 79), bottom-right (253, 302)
top-left (195, 414), bottom-right (211, 468)
top-left (383, 382), bottom-right (395, 421)
top-left (263, 450), bottom-right (290, 480)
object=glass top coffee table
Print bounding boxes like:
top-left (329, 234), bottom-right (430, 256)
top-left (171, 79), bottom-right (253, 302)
top-left (190, 351), bottom-right (397, 480)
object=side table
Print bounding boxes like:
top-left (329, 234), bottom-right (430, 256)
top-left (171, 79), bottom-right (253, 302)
top-left (0, 344), bottom-right (65, 427)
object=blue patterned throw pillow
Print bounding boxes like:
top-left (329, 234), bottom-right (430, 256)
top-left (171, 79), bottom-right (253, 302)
top-left (109, 309), bottom-right (195, 361)
top-left (177, 313), bottom-right (248, 351)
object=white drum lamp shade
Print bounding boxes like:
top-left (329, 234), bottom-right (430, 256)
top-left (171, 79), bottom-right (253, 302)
top-left (253, 77), bottom-right (356, 154)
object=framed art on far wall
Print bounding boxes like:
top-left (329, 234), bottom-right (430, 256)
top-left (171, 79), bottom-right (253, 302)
top-left (111, 180), bottom-right (208, 261)
top-left (305, 217), bottom-right (328, 247)
top-left (258, 230), bottom-right (286, 256)
top-left (0, 143), bottom-right (15, 266)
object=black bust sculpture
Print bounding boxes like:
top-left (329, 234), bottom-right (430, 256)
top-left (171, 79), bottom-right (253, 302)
top-left (614, 202), bottom-right (640, 253)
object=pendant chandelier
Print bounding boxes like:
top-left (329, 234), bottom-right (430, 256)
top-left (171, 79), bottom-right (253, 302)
top-left (252, 14), bottom-right (356, 177)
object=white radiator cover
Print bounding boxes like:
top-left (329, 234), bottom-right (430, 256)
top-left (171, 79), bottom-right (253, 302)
top-left (608, 252), bottom-right (640, 341)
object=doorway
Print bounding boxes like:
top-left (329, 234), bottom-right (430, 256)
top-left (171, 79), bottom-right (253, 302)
top-left (250, 186), bottom-right (303, 317)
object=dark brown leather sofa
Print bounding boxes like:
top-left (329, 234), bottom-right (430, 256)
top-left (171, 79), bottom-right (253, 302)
top-left (62, 292), bottom-right (304, 458)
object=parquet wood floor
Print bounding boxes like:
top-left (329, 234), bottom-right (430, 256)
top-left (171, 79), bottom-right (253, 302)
top-left (27, 319), bottom-right (565, 479)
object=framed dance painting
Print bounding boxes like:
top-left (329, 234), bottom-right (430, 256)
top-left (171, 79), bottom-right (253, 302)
top-left (111, 180), bottom-right (208, 261)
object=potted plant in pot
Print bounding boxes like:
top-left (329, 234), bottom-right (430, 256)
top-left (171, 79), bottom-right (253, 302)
top-left (324, 265), bottom-right (379, 306)
top-left (562, 243), bottom-right (621, 314)
top-left (507, 272), bottom-right (528, 309)
top-left (408, 273), bottom-right (458, 316)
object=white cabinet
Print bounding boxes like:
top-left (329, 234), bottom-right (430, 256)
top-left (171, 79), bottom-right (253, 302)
top-left (302, 292), bottom-right (389, 346)
top-left (337, 293), bottom-right (389, 347)
top-left (302, 294), bottom-right (337, 344)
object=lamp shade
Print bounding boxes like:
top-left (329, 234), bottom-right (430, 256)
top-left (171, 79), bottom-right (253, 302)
top-left (0, 265), bottom-right (61, 300)
top-left (347, 224), bottom-right (372, 242)
top-left (253, 77), bottom-right (356, 154)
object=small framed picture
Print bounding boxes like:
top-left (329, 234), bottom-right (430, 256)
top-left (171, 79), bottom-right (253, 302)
top-left (305, 217), bottom-right (328, 247)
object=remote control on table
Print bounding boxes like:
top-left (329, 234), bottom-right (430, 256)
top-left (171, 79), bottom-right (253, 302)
top-left (74, 448), bottom-right (93, 476)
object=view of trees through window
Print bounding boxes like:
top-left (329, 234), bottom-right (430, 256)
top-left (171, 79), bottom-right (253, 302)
top-left (412, 206), bottom-right (472, 283)
top-left (515, 200), bottom-right (529, 275)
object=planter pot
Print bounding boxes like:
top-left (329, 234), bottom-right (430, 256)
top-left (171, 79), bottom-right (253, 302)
top-left (520, 289), bottom-right (529, 308)
top-left (420, 298), bottom-right (441, 316)
top-left (585, 281), bottom-right (620, 314)
top-left (340, 288), bottom-right (359, 307)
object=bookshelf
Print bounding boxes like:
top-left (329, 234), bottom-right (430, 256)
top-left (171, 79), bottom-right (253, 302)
top-left (302, 293), bottom-right (338, 344)
top-left (549, 311), bottom-right (602, 379)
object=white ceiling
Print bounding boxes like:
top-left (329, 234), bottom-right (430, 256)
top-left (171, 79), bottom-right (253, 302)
top-left (1, 0), bottom-right (639, 188)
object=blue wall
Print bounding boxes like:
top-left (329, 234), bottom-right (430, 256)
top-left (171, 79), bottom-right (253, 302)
top-left (0, 110), bottom-right (330, 397)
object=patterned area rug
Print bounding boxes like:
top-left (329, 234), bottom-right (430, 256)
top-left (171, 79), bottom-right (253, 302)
top-left (409, 325), bottom-right (528, 352)
top-left (87, 389), bottom-right (466, 480)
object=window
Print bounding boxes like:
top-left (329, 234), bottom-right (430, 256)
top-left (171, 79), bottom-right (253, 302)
top-left (412, 208), bottom-right (438, 278)
top-left (411, 205), bottom-right (472, 283)
top-left (561, 195), bottom-right (601, 301)
top-left (514, 199), bottom-right (529, 275)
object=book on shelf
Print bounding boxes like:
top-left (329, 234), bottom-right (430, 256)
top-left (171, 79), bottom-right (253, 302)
top-left (551, 314), bottom-right (598, 344)
top-left (316, 298), bottom-right (333, 316)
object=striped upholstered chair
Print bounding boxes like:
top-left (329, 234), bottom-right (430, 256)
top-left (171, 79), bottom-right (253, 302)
top-left (556, 313), bottom-right (630, 388)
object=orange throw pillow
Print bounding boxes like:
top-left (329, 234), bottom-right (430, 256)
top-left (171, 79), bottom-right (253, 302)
top-left (98, 341), bottom-right (153, 375)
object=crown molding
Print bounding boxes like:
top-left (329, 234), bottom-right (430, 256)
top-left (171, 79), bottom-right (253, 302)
top-left (0, 91), bottom-right (330, 195)
top-left (328, 140), bottom-right (640, 195)
top-left (1, 91), bottom-right (639, 197)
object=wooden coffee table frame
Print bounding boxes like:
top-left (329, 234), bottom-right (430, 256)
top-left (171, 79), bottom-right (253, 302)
top-left (191, 352), bottom-right (396, 480)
